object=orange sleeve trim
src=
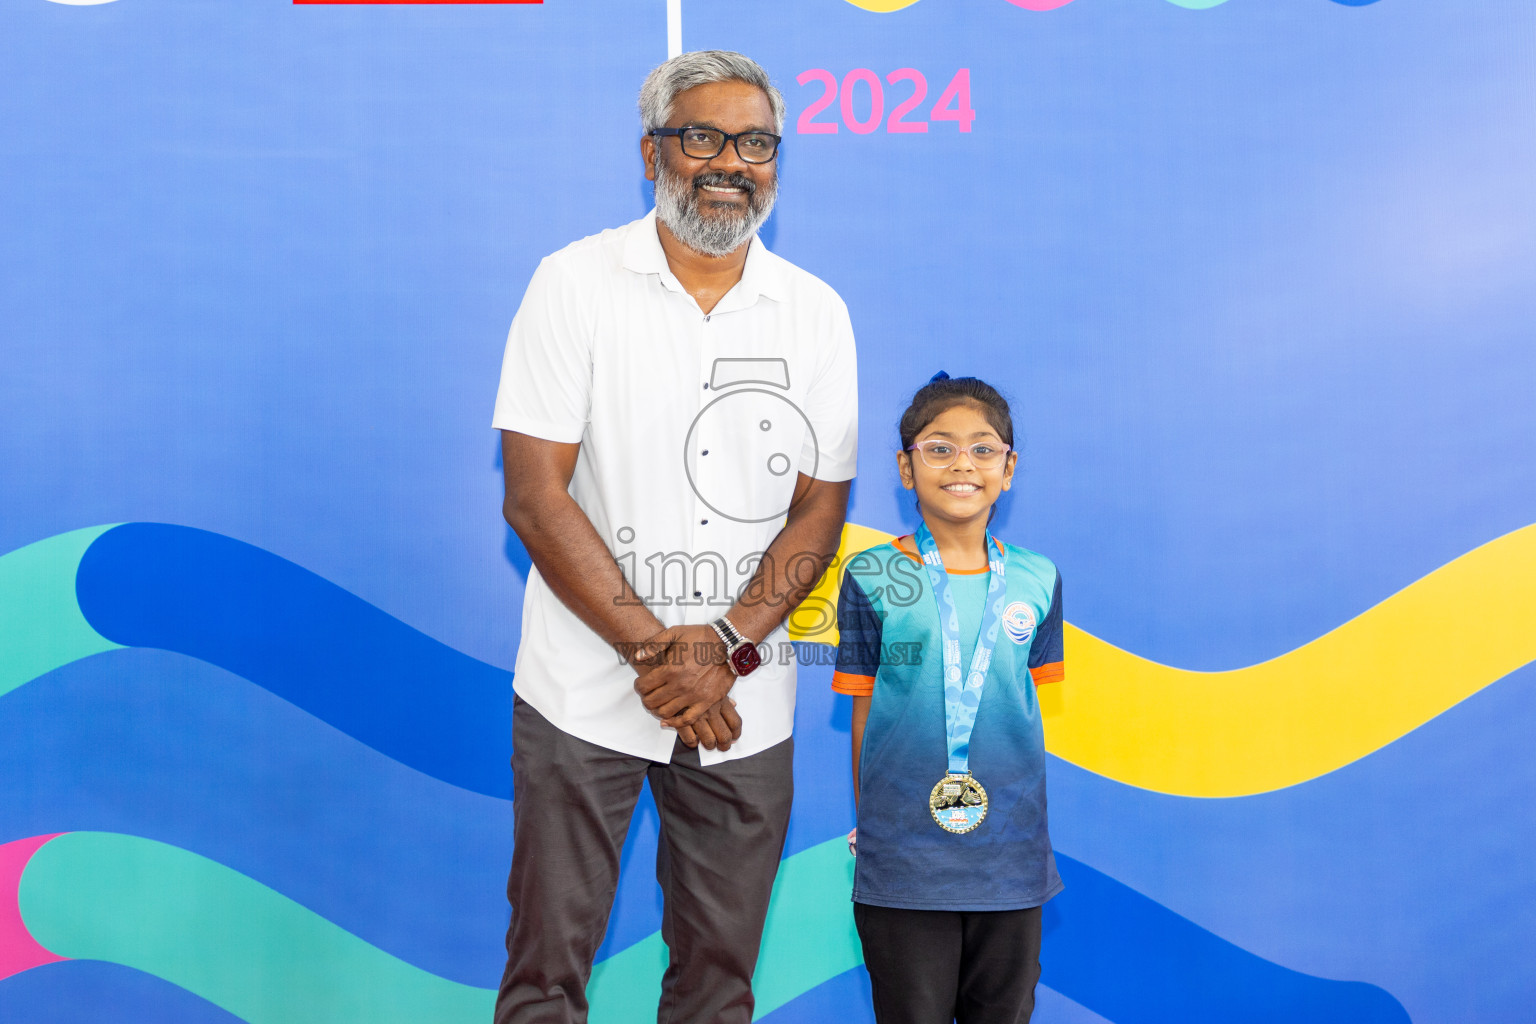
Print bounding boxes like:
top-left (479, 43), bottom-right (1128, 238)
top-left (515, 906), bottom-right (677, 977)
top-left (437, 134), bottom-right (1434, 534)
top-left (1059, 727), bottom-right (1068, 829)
top-left (832, 671), bottom-right (876, 696)
top-left (1030, 662), bottom-right (1065, 685)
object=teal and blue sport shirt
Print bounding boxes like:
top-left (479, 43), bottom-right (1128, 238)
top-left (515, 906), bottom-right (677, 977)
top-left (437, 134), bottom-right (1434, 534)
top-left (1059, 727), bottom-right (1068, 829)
top-left (833, 534), bottom-right (1065, 910)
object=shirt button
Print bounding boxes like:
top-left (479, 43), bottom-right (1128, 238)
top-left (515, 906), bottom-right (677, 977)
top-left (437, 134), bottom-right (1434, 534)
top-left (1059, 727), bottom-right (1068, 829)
top-left (693, 591), bottom-right (703, 598)
top-left (702, 450), bottom-right (709, 456)
top-left (704, 315), bottom-right (711, 323)
top-left (703, 382), bottom-right (710, 389)
top-left (700, 519), bottom-right (709, 525)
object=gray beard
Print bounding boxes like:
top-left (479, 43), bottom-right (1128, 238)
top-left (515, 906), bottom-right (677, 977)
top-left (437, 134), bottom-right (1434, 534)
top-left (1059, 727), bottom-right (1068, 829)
top-left (654, 163), bottom-right (778, 258)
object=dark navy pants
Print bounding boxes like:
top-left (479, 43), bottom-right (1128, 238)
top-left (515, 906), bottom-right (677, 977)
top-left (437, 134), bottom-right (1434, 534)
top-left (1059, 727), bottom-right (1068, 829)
top-left (854, 901), bottom-right (1043, 1024)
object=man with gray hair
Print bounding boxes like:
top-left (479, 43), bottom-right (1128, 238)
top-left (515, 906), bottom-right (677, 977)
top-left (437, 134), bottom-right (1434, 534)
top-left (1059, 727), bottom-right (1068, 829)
top-left (490, 51), bottom-right (859, 1023)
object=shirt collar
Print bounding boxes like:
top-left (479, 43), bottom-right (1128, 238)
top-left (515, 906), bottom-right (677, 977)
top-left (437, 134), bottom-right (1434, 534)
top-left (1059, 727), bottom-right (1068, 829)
top-left (622, 209), bottom-right (789, 306)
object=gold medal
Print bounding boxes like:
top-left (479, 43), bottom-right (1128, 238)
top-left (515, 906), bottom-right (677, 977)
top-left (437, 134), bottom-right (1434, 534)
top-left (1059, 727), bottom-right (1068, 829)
top-left (929, 772), bottom-right (988, 834)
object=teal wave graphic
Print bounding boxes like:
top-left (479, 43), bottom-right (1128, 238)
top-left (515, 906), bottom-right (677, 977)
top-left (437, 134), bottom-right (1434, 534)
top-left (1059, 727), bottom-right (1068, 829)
top-left (0, 525), bottom-right (121, 698)
top-left (9, 829), bottom-right (1404, 1023)
top-left (11, 831), bottom-right (857, 1023)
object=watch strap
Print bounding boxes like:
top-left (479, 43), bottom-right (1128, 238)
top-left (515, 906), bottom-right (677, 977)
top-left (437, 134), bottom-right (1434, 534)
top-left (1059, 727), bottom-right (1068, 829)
top-left (710, 616), bottom-right (756, 676)
top-left (711, 616), bottom-right (747, 648)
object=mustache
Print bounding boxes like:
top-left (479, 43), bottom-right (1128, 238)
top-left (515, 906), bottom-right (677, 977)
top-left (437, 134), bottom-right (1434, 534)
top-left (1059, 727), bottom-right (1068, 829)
top-left (692, 170), bottom-right (757, 195)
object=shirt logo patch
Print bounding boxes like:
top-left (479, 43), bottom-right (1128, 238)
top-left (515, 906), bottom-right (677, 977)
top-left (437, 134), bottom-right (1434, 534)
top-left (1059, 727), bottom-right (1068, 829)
top-left (1003, 602), bottom-right (1037, 646)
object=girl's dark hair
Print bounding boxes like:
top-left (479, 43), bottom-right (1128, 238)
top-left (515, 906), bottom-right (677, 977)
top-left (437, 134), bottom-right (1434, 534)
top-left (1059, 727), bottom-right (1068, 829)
top-left (898, 374), bottom-right (1015, 451)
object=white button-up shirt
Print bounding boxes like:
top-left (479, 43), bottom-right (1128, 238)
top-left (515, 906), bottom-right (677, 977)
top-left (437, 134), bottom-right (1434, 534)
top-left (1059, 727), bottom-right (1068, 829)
top-left (492, 211), bottom-right (859, 764)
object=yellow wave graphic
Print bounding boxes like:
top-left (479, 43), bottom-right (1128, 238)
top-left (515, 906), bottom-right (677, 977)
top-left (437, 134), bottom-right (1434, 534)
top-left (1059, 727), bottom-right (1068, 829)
top-left (786, 522), bottom-right (893, 644)
top-left (794, 522), bottom-right (1536, 797)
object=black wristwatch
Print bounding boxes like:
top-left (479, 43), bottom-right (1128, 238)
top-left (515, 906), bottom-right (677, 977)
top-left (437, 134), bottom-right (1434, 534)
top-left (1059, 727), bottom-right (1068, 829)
top-left (709, 616), bottom-right (762, 677)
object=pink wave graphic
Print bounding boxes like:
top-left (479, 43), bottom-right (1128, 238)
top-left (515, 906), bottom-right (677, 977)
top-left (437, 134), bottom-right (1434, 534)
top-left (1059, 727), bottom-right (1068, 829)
top-left (1, 834), bottom-right (67, 981)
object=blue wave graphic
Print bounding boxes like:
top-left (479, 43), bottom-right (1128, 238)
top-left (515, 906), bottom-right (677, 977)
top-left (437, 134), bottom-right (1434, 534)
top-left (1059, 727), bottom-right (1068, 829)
top-left (757, 964), bottom-right (872, 1024)
top-left (0, 651), bottom-right (513, 985)
top-left (1045, 858), bottom-right (1408, 1023)
top-left (75, 524), bottom-right (512, 798)
top-left (3, 523), bottom-right (1438, 1020)
top-left (1046, 658), bottom-right (1536, 1023)
top-left (1, 653), bottom-right (1415, 1021)
top-left (0, 960), bottom-right (241, 1024)
top-left (0, 961), bottom-right (1106, 1024)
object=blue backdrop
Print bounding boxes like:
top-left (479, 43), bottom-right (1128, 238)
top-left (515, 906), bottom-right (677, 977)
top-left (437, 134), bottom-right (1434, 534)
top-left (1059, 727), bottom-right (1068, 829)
top-left (3, 1), bottom-right (1534, 1022)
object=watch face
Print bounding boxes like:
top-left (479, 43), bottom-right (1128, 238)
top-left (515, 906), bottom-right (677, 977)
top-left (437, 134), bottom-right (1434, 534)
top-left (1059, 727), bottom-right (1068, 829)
top-left (730, 641), bottom-right (762, 677)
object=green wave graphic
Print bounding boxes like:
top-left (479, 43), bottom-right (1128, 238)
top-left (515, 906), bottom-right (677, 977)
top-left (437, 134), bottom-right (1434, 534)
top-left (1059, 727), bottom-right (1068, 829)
top-left (18, 832), bottom-right (858, 1024)
top-left (20, 832), bottom-right (491, 1024)
top-left (754, 837), bottom-right (860, 1013)
top-left (0, 525), bottom-right (121, 698)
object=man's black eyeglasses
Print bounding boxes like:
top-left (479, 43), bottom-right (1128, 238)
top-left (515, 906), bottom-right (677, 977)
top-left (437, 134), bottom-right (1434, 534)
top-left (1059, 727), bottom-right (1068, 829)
top-left (649, 126), bottom-right (781, 164)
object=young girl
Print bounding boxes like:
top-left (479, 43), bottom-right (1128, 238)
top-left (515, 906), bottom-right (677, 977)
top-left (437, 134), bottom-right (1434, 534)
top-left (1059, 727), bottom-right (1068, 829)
top-left (834, 374), bottom-right (1064, 1024)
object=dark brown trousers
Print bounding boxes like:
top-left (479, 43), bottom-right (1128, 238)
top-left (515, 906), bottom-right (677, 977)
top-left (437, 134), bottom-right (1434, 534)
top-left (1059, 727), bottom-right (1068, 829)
top-left (494, 696), bottom-right (794, 1024)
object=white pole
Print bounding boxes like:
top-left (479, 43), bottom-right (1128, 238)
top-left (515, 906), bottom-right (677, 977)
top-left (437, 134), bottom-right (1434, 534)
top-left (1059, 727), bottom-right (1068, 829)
top-left (667, 0), bottom-right (682, 58)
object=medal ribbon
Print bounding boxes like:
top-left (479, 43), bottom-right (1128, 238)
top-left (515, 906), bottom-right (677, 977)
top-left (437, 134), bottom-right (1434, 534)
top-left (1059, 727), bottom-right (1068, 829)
top-left (913, 523), bottom-right (1007, 775)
